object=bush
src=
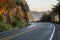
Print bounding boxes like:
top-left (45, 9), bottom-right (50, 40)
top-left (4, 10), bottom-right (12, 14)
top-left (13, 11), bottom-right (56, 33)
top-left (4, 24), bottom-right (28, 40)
top-left (16, 19), bottom-right (27, 28)
top-left (0, 18), bottom-right (27, 32)
top-left (0, 22), bottom-right (13, 32)
top-left (11, 16), bottom-right (27, 28)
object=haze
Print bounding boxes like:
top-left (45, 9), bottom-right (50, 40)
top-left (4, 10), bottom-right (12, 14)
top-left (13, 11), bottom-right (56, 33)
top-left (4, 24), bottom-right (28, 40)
top-left (26, 0), bottom-right (58, 12)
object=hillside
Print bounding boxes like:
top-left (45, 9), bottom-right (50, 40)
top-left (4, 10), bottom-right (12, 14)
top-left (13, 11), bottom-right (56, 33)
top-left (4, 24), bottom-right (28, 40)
top-left (0, 0), bottom-right (32, 32)
top-left (30, 11), bottom-right (43, 21)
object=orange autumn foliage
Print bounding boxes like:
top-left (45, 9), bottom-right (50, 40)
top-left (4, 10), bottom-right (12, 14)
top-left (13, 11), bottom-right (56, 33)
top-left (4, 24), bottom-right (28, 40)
top-left (0, 0), bottom-right (30, 23)
top-left (0, 0), bottom-right (8, 3)
top-left (0, 6), bottom-right (7, 14)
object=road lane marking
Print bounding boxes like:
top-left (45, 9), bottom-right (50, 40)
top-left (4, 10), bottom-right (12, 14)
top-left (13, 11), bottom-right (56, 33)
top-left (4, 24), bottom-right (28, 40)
top-left (49, 24), bottom-right (55, 40)
top-left (0, 23), bottom-right (55, 40)
top-left (0, 27), bottom-right (39, 40)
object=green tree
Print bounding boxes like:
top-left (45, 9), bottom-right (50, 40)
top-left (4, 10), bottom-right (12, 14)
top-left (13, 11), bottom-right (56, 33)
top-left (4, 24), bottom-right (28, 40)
top-left (51, 1), bottom-right (60, 22)
top-left (40, 12), bottom-right (51, 22)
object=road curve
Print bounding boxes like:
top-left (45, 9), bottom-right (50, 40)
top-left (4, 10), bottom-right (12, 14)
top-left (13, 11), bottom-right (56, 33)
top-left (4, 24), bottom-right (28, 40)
top-left (0, 22), bottom-right (55, 40)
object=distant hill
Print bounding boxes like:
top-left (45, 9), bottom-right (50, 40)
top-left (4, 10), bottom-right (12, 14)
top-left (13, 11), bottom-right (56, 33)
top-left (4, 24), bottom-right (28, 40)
top-left (30, 11), bottom-right (43, 21)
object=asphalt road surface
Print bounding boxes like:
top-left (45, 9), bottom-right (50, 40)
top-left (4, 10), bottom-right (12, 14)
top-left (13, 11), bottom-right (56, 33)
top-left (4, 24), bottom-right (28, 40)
top-left (0, 22), bottom-right (55, 40)
top-left (53, 24), bottom-right (60, 40)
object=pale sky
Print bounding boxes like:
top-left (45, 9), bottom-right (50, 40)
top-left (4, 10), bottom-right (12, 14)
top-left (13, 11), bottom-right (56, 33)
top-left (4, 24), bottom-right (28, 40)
top-left (26, 0), bottom-right (58, 12)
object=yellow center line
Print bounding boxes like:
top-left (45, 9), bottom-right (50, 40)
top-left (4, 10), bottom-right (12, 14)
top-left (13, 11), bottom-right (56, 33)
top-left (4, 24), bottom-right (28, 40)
top-left (0, 27), bottom-right (39, 40)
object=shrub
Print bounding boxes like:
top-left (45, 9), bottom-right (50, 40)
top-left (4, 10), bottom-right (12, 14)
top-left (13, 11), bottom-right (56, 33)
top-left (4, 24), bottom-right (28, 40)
top-left (16, 19), bottom-right (27, 28)
top-left (0, 22), bottom-right (13, 32)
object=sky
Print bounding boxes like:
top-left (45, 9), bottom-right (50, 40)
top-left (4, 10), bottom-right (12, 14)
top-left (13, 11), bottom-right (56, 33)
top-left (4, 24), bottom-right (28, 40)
top-left (26, 0), bottom-right (58, 12)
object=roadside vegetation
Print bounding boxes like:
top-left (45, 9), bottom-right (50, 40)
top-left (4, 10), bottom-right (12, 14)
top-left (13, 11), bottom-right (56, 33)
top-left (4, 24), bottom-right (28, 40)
top-left (0, 0), bottom-right (29, 32)
top-left (39, 1), bottom-right (60, 24)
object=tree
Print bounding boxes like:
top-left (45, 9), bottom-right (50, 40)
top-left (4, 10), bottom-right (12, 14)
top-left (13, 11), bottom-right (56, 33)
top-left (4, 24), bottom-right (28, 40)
top-left (15, 0), bottom-right (29, 24)
top-left (40, 12), bottom-right (51, 22)
top-left (51, 1), bottom-right (60, 23)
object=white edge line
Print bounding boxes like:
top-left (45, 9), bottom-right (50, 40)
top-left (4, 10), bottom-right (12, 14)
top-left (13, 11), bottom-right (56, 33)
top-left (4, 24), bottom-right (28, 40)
top-left (49, 24), bottom-right (55, 40)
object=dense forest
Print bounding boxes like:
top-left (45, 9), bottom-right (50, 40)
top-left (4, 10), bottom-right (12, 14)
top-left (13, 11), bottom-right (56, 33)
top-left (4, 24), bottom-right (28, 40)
top-left (0, 0), bottom-right (30, 32)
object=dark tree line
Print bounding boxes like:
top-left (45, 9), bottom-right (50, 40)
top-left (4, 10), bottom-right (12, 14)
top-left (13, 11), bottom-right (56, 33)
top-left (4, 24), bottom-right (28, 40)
top-left (51, 1), bottom-right (60, 23)
top-left (40, 1), bottom-right (60, 24)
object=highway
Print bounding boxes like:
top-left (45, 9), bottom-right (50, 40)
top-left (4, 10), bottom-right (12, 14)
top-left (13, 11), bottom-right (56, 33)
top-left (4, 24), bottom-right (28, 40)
top-left (0, 22), bottom-right (55, 40)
